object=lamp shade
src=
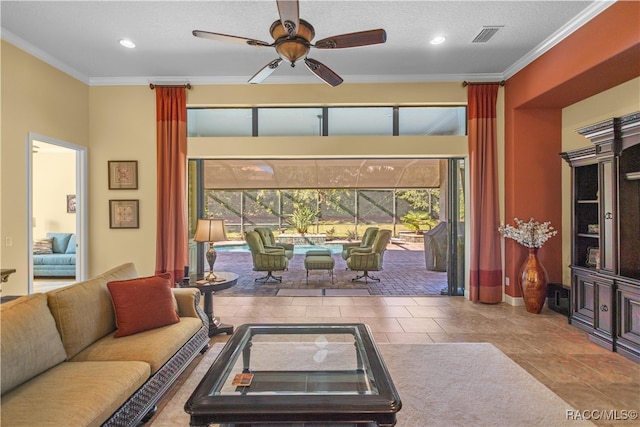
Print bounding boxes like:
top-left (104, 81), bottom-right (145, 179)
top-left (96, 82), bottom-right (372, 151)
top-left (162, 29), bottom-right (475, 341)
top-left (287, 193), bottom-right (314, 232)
top-left (193, 218), bottom-right (227, 243)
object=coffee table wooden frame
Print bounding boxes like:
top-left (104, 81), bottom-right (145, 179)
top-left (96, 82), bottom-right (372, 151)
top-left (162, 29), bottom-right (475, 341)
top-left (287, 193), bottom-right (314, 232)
top-left (185, 323), bottom-right (401, 426)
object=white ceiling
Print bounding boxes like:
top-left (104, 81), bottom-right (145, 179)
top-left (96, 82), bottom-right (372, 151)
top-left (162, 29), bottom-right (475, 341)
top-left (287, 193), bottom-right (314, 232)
top-left (1, 0), bottom-right (612, 86)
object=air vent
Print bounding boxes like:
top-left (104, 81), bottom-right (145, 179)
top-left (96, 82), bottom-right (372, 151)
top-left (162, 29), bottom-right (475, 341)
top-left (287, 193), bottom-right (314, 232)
top-left (471, 26), bottom-right (503, 43)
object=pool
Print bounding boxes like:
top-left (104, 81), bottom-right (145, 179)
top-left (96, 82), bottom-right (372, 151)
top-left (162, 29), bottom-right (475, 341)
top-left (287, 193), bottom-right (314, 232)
top-left (215, 243), bottom-right (344, 255)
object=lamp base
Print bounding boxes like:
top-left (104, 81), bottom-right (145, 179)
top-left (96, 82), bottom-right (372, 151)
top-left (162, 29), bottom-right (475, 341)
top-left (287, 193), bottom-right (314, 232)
top-left (204, 271), bottom-right (225, 283)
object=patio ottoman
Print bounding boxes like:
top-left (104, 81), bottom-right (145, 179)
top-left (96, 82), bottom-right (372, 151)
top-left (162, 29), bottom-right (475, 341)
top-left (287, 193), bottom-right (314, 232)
top-left (304, 249), bottom-right (334, 284)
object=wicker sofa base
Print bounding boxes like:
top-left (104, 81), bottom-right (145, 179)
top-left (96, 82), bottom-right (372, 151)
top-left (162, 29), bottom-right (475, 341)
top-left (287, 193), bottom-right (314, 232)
top-left (103, 294), bottom-right (209, 427)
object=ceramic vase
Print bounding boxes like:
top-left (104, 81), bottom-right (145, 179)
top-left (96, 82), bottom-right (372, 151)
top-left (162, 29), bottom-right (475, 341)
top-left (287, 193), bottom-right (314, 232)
top-left (518, 247), bottom-right (548, 314)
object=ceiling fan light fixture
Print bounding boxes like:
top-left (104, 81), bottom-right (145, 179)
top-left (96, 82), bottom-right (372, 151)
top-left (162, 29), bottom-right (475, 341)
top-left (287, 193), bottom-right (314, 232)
top-left (119, 39), bottom-right (136, 48)
top-left (271, 18), bottom-right (314, 64)
top-left (430, 36), bottom-right (446, 45)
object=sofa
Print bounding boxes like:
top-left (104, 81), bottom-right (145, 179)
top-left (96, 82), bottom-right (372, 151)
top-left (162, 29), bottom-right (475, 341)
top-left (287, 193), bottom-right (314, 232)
top-left (33, 232), bottom-right (76, 277)
top-left (0, 263), bottom-right (209, 427)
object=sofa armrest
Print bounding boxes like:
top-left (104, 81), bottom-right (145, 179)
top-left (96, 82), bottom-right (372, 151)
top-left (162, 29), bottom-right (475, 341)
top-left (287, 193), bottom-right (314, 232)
top-left (172, 288), bottom-right (200, 318)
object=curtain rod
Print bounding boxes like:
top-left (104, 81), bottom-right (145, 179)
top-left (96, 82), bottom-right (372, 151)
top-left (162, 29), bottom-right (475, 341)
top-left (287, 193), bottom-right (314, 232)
top-left (462, 80), bottom-right (505, 87)
top-left (149, 83), bottom-right (192, 90)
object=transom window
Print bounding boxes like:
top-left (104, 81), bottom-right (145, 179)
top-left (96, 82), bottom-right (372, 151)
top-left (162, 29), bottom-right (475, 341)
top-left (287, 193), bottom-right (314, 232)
top-left (187, 106), bottom-right (466, 137)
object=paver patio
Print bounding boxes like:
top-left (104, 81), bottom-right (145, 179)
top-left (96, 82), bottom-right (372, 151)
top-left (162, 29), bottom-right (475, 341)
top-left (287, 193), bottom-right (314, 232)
top-left (213, 241), bottom-right (448, 296)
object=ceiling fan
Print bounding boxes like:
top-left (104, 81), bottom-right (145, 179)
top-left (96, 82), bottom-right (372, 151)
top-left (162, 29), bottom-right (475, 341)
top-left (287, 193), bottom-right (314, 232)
top-left (192, 0), bottom-right (386, 87)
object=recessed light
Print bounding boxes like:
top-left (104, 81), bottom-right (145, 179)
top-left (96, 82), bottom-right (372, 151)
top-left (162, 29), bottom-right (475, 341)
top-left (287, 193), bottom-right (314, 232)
top-left (430, 36), bottom-right (446, 45)
top-left (119, 39), bottom-right (136, 48)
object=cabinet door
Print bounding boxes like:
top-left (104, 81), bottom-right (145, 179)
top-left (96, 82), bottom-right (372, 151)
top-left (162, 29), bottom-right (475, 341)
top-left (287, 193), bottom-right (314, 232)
top-left (617, 285), bottom-right (640, 355)
top-left (594, 278), bottom-right (613, 334)
top-left (599, 160), bottom-right (616, 272)
top-left (572, 270), bottom-right (595, 328)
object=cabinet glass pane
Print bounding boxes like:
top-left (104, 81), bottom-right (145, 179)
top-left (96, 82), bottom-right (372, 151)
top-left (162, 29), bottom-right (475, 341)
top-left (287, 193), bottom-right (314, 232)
top-left (187, 109), bottom-right (252, 137)
top-left (601, 161), bottom-right (614, 271)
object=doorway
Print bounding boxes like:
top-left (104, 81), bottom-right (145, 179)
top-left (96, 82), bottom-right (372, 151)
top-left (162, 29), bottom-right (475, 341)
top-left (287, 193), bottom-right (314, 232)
top-left (187, 157), bottom-right (466, 296)
top-left (28, 134), bottom-right (87, 294)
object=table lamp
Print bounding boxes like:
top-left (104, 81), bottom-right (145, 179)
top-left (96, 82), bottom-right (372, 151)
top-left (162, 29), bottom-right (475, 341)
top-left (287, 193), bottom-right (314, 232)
top-left (193, 218), bottom-right (227, 282)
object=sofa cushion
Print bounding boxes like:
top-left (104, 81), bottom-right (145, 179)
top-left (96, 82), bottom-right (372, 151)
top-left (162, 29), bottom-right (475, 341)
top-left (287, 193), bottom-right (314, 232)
top-left (71, 317), bottom-right (203, 373)
top-left (47, 263), bottom-right (138, 359)
top-left (46, 232), bottom-right (73, 254)
top-left (0, 294), bottom-right (67, 395)
top-left (0, 360), bottom-right (149, 427)
top-left (33, 254), bottom-right (75, 265)
top-left (33, 237), bottom-right (53, 254)
top-left (108, 275), bottom-right (180, 338)
top-left (65, 234), bottom-right (76, 254)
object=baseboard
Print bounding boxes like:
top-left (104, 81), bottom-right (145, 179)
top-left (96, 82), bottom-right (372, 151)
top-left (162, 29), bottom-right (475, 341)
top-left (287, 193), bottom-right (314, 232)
top-left (504, 294), bottom-right (524, 306)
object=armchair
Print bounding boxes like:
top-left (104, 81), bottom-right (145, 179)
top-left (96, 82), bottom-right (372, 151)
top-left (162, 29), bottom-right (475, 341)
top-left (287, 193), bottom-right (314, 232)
top-left (254, 227), bottom-right (294, 260)
top-left (245, 231), bottom-right (289, 283)
top-left (346, 229), bottom-right (391, 283)
top-left (341, 227), bottom-right (379, 260)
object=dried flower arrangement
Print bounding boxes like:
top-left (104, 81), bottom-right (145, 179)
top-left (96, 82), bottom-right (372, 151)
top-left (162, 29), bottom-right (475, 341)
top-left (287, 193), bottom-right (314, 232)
top-left (498, 218), bottom-right (558, 248)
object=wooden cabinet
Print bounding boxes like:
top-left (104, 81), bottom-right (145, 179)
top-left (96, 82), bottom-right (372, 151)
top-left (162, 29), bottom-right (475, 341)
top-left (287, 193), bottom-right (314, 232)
top-left (562, 112), bottom-right (640, 363)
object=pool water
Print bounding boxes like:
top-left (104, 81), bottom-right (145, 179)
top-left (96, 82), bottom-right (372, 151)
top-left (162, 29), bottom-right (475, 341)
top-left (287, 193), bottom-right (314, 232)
top-left (215, 243), bottom-right (344, 255)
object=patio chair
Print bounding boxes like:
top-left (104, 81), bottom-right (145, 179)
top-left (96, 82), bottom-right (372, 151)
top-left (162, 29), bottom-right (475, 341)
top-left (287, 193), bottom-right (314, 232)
top-left (245, 231), bottom-right (289, 283)
top-left (254, 227), bottom-right (294, 260)
top-left (346, 229), bottom-right (391, 283)
top-left (341, 227), bottom-right (379, 260)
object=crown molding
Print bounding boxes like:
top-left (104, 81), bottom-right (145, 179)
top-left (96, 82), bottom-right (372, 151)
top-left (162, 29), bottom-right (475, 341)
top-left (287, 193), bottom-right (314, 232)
top-left (1, 29), bottom-right (90, 84)
top-left (503, 0), bottom-right (615, 80)
top-left (89, 73), bottom-right (505, 87)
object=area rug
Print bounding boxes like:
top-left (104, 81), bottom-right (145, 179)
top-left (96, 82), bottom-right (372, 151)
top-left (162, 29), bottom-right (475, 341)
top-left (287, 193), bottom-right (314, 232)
top-left (276, 289), bottom-right (371, 296)
top-left (150, 343), bottom-right (593, 427)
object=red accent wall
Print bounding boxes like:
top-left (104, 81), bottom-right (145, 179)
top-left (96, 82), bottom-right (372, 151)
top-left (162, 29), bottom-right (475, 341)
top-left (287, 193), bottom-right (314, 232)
top-left (504, 1), bottom-right (640, 297)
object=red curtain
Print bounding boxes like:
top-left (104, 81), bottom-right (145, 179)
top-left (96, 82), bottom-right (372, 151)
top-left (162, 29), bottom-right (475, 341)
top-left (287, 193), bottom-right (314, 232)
top-left (155, 87), bottom-right (188, 282)
top-left (468, 84), bottom-right (502, 303)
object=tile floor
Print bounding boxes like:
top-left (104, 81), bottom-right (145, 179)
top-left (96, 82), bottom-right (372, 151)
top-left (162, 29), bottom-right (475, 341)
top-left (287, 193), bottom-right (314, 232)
top-left (159, 295), bottom-right (639, 427)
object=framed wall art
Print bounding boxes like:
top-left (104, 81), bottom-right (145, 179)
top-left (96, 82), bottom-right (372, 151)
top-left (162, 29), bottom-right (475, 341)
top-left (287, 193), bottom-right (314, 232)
top-left (109, 199), bottom-right (139, 229)
top-left (108, 160), bottom-right (138, 190)
top-left (66, 194), bottom-right (76, 213)
top-left (586, 247), bottom-right (600, 268)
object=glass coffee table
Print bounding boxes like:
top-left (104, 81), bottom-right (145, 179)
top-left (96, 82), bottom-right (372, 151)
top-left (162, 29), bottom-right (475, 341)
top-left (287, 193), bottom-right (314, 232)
top-left (185, 323), bottom-right (401, 426)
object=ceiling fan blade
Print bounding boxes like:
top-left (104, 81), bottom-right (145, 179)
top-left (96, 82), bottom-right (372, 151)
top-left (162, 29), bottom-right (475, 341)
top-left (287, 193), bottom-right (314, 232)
top-left (276, 0), bottom-right (299, 36)
top-left (304, 58), bottom-right (343, 87)
top-left (314, 29), bottom-right (387, 49)
top-left (192, 30), bottom-right (271, 47)
top-left (248, 58), bottom-right (283, 84)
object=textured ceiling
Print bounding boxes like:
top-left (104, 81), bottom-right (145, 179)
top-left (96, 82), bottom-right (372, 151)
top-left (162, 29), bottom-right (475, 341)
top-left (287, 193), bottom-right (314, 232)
top-left (0, 1), bottom-right (610, 86)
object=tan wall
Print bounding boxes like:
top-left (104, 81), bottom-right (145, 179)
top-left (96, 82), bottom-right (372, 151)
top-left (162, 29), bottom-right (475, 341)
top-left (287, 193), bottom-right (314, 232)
top-left (32, 146), bottom-right (76, 238)
top-left (88, 86), bottom-right (156, 276)
top-left (91, 83), bottom-right (471, 279)
top-left (1, 41), bottom-right (89, 294)
top-left (560, 77), bottom-right (640, 285)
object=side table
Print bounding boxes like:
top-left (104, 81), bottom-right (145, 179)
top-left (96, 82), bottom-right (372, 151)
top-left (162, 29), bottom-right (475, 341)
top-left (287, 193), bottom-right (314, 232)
top-left (179, 271), bottom-right (238, 337)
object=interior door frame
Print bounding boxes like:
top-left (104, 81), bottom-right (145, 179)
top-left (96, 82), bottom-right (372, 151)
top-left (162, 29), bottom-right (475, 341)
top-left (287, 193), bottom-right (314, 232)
top-left (27, 133), bottom-right (88, 293)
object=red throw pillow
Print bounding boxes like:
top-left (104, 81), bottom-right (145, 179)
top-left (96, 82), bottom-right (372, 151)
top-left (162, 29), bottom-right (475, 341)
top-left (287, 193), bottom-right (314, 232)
top-left (107, 275), bottom-right (180, 338)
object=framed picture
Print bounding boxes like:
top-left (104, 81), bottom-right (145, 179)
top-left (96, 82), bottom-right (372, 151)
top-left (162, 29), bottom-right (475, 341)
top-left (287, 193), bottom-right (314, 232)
top-left (108, 160), bottom-right (138, 190)
top-left (587, 224), bottom-right (599, 234)
top-left (66, 194), bottom-right (76, 213)
top-left (109, 200), bottom-right (139, 229)
top-left (586, 247), bottom-right (600, 268)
